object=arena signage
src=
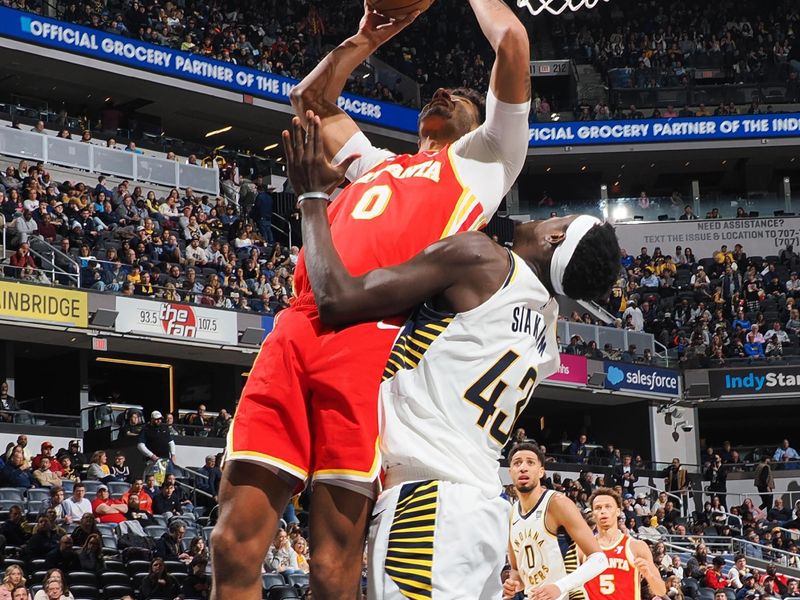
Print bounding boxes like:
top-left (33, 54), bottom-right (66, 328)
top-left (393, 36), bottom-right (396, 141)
top-left (545, 353), bottom-right (587, 385)
top-left (0, 7), bottom-right (419, 133)
top-left (528, 114), bottom-right (800, 147)
top-left (615, 216), bottom-right (800, 261)
top-left (0, 281), bottom-right (87, 327)
top-left (114, 297), bottom-right (237, 345)
top-left (708, 366), bottom-right (800, 397)
top-left (603, 361), bottom-right (680, 396)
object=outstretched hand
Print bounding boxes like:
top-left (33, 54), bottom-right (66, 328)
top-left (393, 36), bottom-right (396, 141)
top-left (281, 110), bottom-right (361, 197)
top-left (358, 1), bottom-right (422, 49)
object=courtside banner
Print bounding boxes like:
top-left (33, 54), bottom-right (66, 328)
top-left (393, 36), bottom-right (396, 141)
top-left (615, 216), bottom-right (800, 260)
top-left (0, 7), bottom-right (419, 133)
top-left (546, 353), bottom-right (588, 385)
top-left (603, 361), bottom-right (680, 396)
top-left (115, 297), bottom-right (237, 345)
top-left (708, 365), bottom-right (800, 398)
top-left (0, 281), bottom-right (87, 327)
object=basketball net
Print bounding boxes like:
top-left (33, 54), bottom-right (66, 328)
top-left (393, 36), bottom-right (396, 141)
top-left (517, 0), bottom-right (610, 16)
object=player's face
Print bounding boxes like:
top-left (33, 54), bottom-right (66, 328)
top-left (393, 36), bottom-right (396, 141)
top-left (509, 450), bottom-right (544, 493)
top-left (418, 89), bottom-right (480, 142)
top-left (592, 495), bottom-right (621, 530)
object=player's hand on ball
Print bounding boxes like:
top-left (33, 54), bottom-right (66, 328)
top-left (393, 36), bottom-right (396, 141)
top-left (502, 578), bottom-right (523, 598)
top-left (358, 0), bottom-right (421, 48)
top-left (530, 583), bottom-right (561, 600)
top-left (282, 111), bottom-right (361, 197)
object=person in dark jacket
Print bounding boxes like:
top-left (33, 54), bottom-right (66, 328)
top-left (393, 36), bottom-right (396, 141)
top-left (154, 519), bottom-right (190, 563)
top-left (182, 557), bottom-right (210, 599)
top-left (152, 483), bottom-right (183, 516)
top-left (45, 534), bottom-right (81, 571)
top-left (0, 505), bottom-right (27, 547)
top-left (140, 557), bottom-right (181, 600)
top-left (138, 411), bottom-right (177, 475)
top-left (24, 516), bottom-right (59, 560)
top-left (0, 450), bottom-right (34, 488)
top-left (253, 183), bottom-right (274, 243)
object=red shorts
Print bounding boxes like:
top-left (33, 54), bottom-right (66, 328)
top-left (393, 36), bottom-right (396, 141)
top-left (226, 303), bottom-right (401, 489)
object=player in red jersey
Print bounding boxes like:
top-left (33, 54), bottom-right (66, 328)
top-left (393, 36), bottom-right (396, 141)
top-left (583, 488), bottom-right (666, 600)
top-left (211, 0), bottom-right (532, 598)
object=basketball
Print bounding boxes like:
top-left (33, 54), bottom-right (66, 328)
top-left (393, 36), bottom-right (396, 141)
top-left (367, 0), bottom-right (435, 19)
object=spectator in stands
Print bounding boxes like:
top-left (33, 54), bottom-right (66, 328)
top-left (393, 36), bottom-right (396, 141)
top-left (91, 485), bottom-right (127, 524)
top-left (705, 556), bottom-right (730, 590)
top-left (60, 483), bottom-right (91, 525)
top-left (7, 241), bottom-right (36, 277)
top-left (188, 536), bottom-right (209, 563)
top-left (265, 528), bottom-right (303, 576)
top-left (612, 454), bottom-right (638, 497)
top-left (126, 493), bottom-right (157, 527)
top-left (0, 506), bottom-right (26, 548)
top-left (143, 475), bottom-right (158, 500)
top-left (185, 405), bottom-right (212, 437)
top-left (213, 409), bottom-right (232, 438)
top-left (152, 483), bottom-right (182, 517)
top-left (85, 451), bottom-right (112, 484)
top-left (138, 411), bottom-right (177, 474)
top-left (121, 478), bottom-right (153, 514)
top-left (120, 412), bottom-right (144, 438)
top-left (197, 455), bottom-right (221, 506)
top-left (754, 457), bottom-right (775, 510)
top-left (253, 183), bottom-right (274, 244)
top-left (0, 448), bottom-right (34, 488)
top-left (663, 458), bottom-right (689, 507)
top-left (76, 533), bottom-right (104, 574)
top-left (33, 458), bottom-right (61, 488)
top-left (568, 434), bottom-right (590, 464)
top-left (767, 498), bottom-right (793, 523)
top-left (44, 535), bottom-right (80, 572)
top-left (182, 556), bottom-right (211, 599)
top-left (0, 381), bottom-right (17, 422)
top-left (24, 516), bottom-right (58, 561)
top-left (70, 513), bottom-right (98, 550)
top-left (163, 474), bottom-right (194, 513)
top-left (110, 452), bottom-right (130, 483)
top-left (0, 565), bottom-right (25, 600)
top-left (705, 455), bottom-right (727, 496)
top-left (154, 520), bottom-right (191, 563)
top-left (139, 557), bottom-right (180, 600)
top-left (680, 205), bottom-right (698, 220)
top-left (32, 443), bottom-right (62, 475)
top-left (773, 438), bottom-right (800, 469)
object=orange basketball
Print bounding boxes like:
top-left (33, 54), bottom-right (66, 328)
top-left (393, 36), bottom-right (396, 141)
top-left (368, 0), bottom-right (435, 18)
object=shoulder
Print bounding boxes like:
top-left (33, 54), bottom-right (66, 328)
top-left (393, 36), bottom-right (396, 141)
top-left (424, 231), bottom-right (503, 266)
top-left (628, 537), bottom-right (651, 557)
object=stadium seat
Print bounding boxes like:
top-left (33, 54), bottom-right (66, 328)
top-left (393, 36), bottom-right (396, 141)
top-left (67, 571), bottom-right (99, 586)
top-left (153, 514), bottom-right (168, 527)
top-left (266, 585), bottom-right (300, 600)
top-left (30, 570), bottom-right (49, 585)
top-left (682, 577), bottom-right (699, 599)
top-left (145, 525), bottom-right (167, 539)
top-left (2, 558), bottom-right (24, 570)
top-left (104, 559), bottom-right (125, 572)
top-left (284, 573), bottom-right (309, 589)
top-left (101, 534), bottom-right (118, 552)
top-left (263, 573), bottom-right (285, 590)
top-left (164, 560), bottom-right (187, 573)
top-left (26, 488), bottom-right (50, 502)
top-left (131, 572), bottom-right (148, 589)
top-left (28, 558), bottom-right (47, 571)
top-left (697, 588), bottom-right (715, 600)
top-left (108, 481), bottom-right (129, 497)
top-left (127, 560), bottom-right (152, 575)
top-left (61, 480), bottom-right (75, 494)
top-left (100, 572), bottom-right (131, 587)
top-left (172, 571), bottom-right (188, 585)
top-left (203, 526), bottom-right (214, 540)
top-left (0, 488), bottom-right (25, 502)
top-left (102, 584), bottom-right (135, 600)
top-left (82, 481), bottom-right (101, 495)
top-left (68, 584), bottom-right (99, 599)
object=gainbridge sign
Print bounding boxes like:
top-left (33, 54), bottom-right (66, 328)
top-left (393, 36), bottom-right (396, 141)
top-left (115, 297), bottom-right (237, 345)
top-left (0, 281), bottom-right (87, 327)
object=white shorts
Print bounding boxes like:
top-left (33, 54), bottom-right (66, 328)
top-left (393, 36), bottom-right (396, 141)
top-left (368, 479), bottom-right (510, 600)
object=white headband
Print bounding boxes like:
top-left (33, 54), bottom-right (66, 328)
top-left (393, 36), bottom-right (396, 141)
top-left (549, 215), bottom-right (601, 296)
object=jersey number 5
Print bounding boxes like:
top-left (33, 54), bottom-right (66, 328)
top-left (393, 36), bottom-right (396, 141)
top-left (599, 574), bottom-right (615, 595)
top-left (351, 185), bottom-right (391, 220)
top-left (463, 350), bottom-right (536, 445)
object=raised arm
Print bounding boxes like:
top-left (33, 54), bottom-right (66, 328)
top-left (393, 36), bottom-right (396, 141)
top-left (290, 2), bottom-right (420, 159)
top-left (468, 0), bottom-right (531, 104)
top-left (534, 495), bottom-right (608, 600)
top-left (283, 113), bottom-right (503, 327)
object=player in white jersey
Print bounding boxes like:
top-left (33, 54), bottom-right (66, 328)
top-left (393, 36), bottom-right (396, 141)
top-left (282, 114), bottom-right (621, 599)
top-left (505, 444), bottom-right (608, 600)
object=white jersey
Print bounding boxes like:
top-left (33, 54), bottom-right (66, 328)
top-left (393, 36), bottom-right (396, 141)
top-left (510, 489), bottom-right (587, 600)
top-left (379, 250), bottom-right (560, 498)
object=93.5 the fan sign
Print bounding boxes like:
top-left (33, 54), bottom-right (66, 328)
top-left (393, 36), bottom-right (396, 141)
top-left (368, 0), bottom-right (435, 18)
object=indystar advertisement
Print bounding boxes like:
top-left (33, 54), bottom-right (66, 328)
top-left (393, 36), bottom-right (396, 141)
top-left (604, 361), bottom-right (680, 396)
top-left (708, 366), bottom-right (800, 397)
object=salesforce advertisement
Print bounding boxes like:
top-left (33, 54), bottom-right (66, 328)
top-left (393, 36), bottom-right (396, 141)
top-left (603, 361), bottom-right (681, 397)
top-left (3, 7), bottom-right (800, 147)
top-left (708, 366), bottom-right (800, 398)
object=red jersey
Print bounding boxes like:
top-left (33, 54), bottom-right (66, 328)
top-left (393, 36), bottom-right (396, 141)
top-left (293, 145), bottom-right (488, 307)
top-left (584, 533), bottom-right (640, 600)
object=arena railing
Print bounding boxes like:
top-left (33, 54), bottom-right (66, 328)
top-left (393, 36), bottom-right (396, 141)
top-left (0, 254), bottom-right (78, 287)
top-left (0, 126), bottom-right (220, 195)
top-left (557, 319), bottom-right (657, 355)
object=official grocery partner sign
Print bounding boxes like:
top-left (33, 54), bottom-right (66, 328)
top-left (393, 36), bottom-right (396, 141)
top-left (0, 7), bottom-right (418, 133)
top-left (615, 216), bottom-right (800, 259)
top-left (115, 297), bottom-right (237, 345)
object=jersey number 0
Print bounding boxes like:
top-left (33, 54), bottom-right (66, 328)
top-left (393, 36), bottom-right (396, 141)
top-left (351, 185), bottom-right (392, 220)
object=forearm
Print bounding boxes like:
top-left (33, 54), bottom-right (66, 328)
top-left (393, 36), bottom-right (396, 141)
top-left (553, 552), bottom-right (608, 596)
top-left (643, 566), bottom-right (667, 596)
top-left (291, 34), bottom-right (375, 114)
top-left (468, 0), bottom-right (528, 50)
